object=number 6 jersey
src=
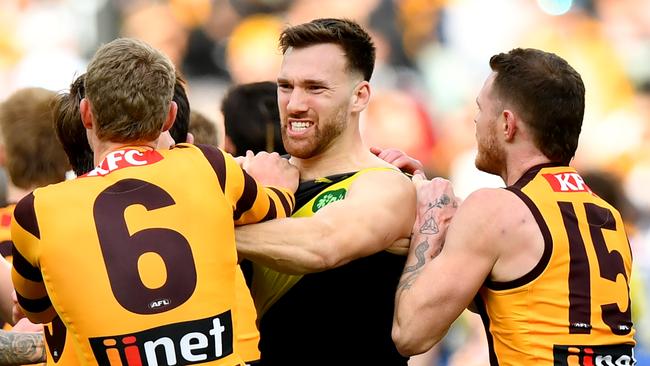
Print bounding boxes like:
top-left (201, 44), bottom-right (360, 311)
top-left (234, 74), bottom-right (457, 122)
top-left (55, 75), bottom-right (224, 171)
top-left (475, 163), bottom-right (636, 365)
top-left (11, 144), bottom-right (294, 366)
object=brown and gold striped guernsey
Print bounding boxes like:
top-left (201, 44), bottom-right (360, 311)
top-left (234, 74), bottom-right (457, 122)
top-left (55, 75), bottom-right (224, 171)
top-left (476, 163), bottom-right (635, 365)
top-left (12, 143), bottom-right (294, 366)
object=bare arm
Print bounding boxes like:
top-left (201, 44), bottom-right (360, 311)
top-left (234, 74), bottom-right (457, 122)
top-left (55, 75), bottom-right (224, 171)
top-left (0, 330), bottom-right (45, 365)
top-left (395, 177), bottom-right (457, 293)
top-left (236, 169), bottom-right (415, 274)
top-left (392, 188), bottom-right (503, 356)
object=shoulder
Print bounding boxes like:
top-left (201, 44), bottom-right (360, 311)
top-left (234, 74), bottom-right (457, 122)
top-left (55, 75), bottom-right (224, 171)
top-left (462, 187), bottom-right (522, 211)
top-left (452, 187), bottom-right (529, 236)
top-left (350, 167), bottom-right (414, 195)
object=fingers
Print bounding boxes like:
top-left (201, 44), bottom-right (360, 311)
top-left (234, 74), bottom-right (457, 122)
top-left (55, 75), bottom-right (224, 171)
top-left (12, 318), bottom-right (43, 333)
top-left (380, 150), bottom-right (400, 163)
top-left (233, 156), bottom-right (245, 166)
top-left (411, 173), bottom-right (426, 184)
top-left (369, 146), bottom-right (382, 156)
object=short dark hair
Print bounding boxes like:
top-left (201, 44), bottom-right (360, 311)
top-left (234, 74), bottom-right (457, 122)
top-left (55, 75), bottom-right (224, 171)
top-left (489, 48), bottom-right (585, 164)
top-left (221, 81), bottom-right (286, 155)
top-left (169, 73), bottom-right (190, 144)
top-left (53, 74), bottom-right (95, 176)
top-left (279, 18), bottom-right (376, 81)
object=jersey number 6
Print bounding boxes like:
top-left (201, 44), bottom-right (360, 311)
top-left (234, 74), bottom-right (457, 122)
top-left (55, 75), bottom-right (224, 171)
top-left (94, 179), bottom-right (197, 314)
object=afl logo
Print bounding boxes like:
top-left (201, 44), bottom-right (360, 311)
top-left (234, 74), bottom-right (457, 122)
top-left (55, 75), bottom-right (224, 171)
top-left (149, 298), bottom-right (171, 309)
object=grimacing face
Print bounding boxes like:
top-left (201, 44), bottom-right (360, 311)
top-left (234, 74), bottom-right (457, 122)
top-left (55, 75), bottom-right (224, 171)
top-left (277, 43), bottom-right (357, 159)
top-left (474, 72), bottom-right (506, 176)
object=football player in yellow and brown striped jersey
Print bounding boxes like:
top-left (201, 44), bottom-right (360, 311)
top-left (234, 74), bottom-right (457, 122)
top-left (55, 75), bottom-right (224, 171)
top-left (12, 38), bottom-right (298, 366)
top-left (393, 48), bottom-right (636, 365)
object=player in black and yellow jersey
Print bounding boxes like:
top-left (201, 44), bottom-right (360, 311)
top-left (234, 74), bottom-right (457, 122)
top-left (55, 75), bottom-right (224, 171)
top-left (393, 48), bottom-right (636, 365)
top-left (12, 38), bottom-right (298, 366)
top-left (235, 19), bottom-right (416, 365)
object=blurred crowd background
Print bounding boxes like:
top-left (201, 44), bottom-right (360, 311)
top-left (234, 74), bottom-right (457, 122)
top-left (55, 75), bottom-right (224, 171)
top-left (0, 0), bottom-right (648, 364)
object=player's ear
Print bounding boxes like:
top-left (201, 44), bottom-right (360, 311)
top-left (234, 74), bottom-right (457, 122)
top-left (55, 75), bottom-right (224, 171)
top-left (162, 101), bottom-right (178, 132)
top-left (351, 80), bottom-right (370, 113)
top-left (80, 98), bottom-right (94, 130)
top-left (502, 109), bottom-right (517, 142)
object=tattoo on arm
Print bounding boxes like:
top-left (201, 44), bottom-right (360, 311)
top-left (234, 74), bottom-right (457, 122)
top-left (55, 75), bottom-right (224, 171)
top-left (0, 330), bottom-right (46, 365)
top-left (403, 240), bottom-right (429, 274)
top-left (397, 240), bottom-right (429, 292)
top-left (418, 194), bottom-right (454, 235)
top-left (397, 193), bottom-right (455, 295)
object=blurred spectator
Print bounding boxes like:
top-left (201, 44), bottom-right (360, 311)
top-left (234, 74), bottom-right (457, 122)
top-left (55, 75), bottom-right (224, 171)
top-left (286, 0), bottom-right (380, 25)
top-left (121, 2), bottom-right (189, 68)
top-left (225, 14), bottom-right (284, 84)
top-left (360, 89), bottom-right (437, 172)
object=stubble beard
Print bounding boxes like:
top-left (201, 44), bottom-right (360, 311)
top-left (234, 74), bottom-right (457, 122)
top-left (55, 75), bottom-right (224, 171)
top-left (475, 124), bottom-right (505, 177)
top-left (281, 105), bottom-right (348, 159)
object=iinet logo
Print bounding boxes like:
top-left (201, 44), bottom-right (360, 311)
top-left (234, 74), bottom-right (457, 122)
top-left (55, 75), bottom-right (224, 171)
top-left (90, 311), bottom-right (233, 366)
top-left (553, 344), bottom-right (636, 366)
top-left (543, 172), bottom-right (592, 193)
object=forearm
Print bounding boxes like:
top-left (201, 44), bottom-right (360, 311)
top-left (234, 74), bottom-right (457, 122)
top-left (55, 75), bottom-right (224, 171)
top-left (236, 217), bottom-right (333, 274)
top-left (393, 188), bottom-right (457, 355)
top-left (0, 330), bottom-right (45, 365)
top-left (393, 237), bottom-right (448, 356)
top-left (395, 197), bottom-right (451, 302)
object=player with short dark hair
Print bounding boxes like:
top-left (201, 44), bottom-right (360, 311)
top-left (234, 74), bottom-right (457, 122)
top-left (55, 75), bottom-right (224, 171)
top-left (393, 48), bottom-right (636, 365)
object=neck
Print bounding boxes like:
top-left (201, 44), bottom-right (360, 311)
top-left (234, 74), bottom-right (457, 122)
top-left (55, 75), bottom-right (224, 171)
top-left (502, 150), bottom-right (553, 186)
top-left (93, 140), bottom-right (158, 166)
top-left (289, 128), bottom-right (380, 181)
top-left (6, 182), bottom-right (34, 205)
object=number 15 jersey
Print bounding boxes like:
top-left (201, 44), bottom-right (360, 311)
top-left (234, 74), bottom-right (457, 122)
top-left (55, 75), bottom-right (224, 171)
top-left (476, 163), bottom-right (635, 365)
top-left (11, 144), bottom-right (294, 366)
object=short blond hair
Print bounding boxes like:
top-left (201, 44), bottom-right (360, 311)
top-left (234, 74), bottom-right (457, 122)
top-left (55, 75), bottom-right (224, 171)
top-left (85, 38), bottom-right (175, 142)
